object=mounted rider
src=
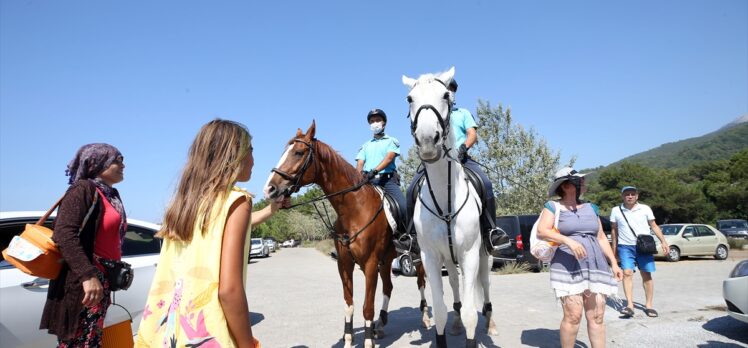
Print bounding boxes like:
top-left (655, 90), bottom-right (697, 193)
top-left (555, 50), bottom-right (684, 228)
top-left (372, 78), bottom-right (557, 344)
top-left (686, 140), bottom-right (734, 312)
top-left (403, 79), bottom-right (509, 256)
top-left (356, 108), bottom-right (408, 236)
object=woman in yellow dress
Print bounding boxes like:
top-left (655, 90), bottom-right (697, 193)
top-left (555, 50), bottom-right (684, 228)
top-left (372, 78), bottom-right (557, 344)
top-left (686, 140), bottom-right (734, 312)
top-left (136, 119), bottom-right (287, 348)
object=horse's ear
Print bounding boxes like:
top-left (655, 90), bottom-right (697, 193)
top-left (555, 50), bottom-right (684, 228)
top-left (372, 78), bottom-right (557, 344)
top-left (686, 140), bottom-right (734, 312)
top-left (402, 75), bottom-right (416, 89)
top-left (439, 66), bottom-right (455, 84)
top-left (306, 120), bottom-right (316, 139)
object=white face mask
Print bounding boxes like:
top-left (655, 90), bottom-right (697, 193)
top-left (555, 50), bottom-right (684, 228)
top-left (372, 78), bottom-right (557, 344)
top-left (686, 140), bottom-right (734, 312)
top-left (370, 122), bottom-right (384, 134)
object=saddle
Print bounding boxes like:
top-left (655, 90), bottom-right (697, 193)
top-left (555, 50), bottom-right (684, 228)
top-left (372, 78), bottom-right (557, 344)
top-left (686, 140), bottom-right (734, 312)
top-left (406, 165), bottom-right (497, 254)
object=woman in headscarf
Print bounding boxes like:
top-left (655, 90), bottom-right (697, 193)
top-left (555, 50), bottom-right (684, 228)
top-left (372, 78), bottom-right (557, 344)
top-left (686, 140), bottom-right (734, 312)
top-left (40, 143), bottom-right (127, 347)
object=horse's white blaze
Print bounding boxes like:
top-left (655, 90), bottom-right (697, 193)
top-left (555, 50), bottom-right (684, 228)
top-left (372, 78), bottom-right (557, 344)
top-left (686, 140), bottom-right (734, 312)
top-left (263, 145), bottom-right (293, 198)
top-left (404, 67), bottom-right (492, 343)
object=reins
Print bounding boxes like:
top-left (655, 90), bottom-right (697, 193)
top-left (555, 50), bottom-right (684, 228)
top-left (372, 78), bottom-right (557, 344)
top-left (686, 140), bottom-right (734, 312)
top-left (274, 138), bottom-right (387, 249)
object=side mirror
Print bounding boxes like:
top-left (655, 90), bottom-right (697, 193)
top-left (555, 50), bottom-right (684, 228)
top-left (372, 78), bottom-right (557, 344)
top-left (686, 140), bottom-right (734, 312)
top-left (683, 232), bottom-right (693, 238)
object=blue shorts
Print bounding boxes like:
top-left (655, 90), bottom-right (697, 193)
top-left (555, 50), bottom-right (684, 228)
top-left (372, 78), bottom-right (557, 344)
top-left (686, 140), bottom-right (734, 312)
top-left (618, 245), bottom-right (656, 273)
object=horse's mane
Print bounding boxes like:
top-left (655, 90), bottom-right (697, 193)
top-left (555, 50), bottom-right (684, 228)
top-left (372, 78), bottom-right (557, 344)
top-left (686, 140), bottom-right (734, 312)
top-left (313, 139), bottom-right (367, 186)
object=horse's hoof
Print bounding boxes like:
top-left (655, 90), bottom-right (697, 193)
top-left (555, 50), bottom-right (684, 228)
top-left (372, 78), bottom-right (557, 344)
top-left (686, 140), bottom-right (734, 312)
top-left (487, 320), bottom-right (499, 336)
top-left (421, 313), bottom-right (431, 328)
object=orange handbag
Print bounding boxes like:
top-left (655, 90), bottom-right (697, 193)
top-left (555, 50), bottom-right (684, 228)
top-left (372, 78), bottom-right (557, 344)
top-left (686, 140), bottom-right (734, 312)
top-left (102, 302), bottom-right (134, 348)
top-left (1, 196), bottom-right (64, 279)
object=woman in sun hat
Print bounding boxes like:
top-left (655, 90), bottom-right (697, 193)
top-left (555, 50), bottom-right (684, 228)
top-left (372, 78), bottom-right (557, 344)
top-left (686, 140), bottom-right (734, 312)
top-left (537, 166), bottom-right (623, 348)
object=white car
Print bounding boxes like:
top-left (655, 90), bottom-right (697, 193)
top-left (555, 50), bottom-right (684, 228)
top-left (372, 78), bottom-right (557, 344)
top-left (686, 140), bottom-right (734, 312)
top-left (249, 238), bottom-right (269, 258)
top-left (0, 211), bottom-right (161, 348)
top-left (263, 239), bottom-right (276, 252)
top-left (655, 223), bottom-right (730, 262)
top-left (723, 259), bottom-right (748, 324)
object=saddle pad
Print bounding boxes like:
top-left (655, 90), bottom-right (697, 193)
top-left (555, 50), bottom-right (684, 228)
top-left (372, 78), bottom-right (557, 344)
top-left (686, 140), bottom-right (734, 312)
top-left (373, 186), bottom-right (398, 232)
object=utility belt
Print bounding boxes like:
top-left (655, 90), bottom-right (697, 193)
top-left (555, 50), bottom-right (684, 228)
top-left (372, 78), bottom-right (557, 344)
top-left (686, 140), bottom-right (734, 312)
top-left (375, 172), bottom-right (395, 180)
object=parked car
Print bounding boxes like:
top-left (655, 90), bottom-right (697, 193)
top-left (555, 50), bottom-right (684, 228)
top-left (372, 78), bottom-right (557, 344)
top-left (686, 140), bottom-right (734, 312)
top-left (0, 211), bottom-right (162, 348)
top-left (717, 219), bottom-right (748, 239)
top-left (391, 253), bottom-right (418, 277)
top-left (249, 238), bottom-right (269, 258)
top-left (263, 239), bottom-right (277, 252)
top-left (494, 214), bottom-right (612, 271)
top-left (723, 259), bottom-right (748, 324)
top-left (655, 224), bottom-right (729, 262)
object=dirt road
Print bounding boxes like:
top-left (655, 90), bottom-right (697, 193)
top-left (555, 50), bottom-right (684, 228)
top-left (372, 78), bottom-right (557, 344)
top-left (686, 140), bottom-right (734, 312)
top-left (245, 248), bottom-right (748, 347)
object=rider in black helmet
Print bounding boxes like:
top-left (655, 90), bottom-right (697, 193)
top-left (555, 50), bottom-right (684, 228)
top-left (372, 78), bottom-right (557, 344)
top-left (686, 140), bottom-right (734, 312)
top-left (356, 108), bottom-right (408, 235)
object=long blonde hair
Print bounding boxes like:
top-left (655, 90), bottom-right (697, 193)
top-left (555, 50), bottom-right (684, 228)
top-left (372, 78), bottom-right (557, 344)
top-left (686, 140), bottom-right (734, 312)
top-left (158, 119), bottom-right (251, 241)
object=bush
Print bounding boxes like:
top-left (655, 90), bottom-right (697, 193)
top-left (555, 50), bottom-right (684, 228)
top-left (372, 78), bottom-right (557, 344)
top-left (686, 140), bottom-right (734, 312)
top-left (493, 261), bottom-right (533, 275)
top-left (728, 238), bottom-right (747, 250)
top-left (313, 239), bottom-right (336, 256)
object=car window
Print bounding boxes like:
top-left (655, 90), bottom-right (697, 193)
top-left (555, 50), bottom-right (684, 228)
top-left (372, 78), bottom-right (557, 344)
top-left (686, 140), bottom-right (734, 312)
top-left (661, 225), bottom-right (682, 235)
top-left (683, 226), bottom-right (695, 236)
top-left (495, 217), bottom-right (519, 238)
top-left (122, 225), bottom-right (161, 256)
top-left (696, 225), bottom-right (715, 237)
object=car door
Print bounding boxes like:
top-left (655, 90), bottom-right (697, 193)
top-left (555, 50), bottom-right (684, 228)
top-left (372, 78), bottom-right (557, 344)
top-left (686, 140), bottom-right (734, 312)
top-left (110, 222), bottom-right (161, 330)
top-left (680, 226), bottom-right (699, 255)
top-left (695, 225), bottom-right (718, 254)
top-left (0, 219), bottom-right (57, 348)
top-left (0, 217), bottom-right (161, 347)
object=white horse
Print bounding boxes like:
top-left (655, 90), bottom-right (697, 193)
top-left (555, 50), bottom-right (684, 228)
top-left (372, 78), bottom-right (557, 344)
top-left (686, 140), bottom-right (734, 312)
top-left (402, 67), bottom-right (498, 348)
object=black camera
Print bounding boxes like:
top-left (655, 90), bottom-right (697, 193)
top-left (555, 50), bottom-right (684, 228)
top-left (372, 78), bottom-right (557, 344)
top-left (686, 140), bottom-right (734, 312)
top-left (99, 259), bottom-right (134, 291)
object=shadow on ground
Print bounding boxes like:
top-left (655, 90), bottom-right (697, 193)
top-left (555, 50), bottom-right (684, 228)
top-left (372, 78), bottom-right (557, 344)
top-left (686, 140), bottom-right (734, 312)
top-left (249, 312), bottom-right (265, 326)
top-left (702, 315), bottom-right (748, 345)
top-left (330, 306), bottom-right (500, 347)
top-left (521, 328), bottom-right (589, 348)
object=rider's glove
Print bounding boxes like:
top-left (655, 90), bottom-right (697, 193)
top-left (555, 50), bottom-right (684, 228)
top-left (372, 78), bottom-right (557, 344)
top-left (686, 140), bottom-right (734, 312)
top-left (366, 169), bottom-right (379, 182)
top-left (458, 144), bottom-right (469, 163)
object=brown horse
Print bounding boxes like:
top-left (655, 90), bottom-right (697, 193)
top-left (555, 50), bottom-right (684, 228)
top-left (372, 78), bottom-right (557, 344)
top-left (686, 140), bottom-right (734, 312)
top-left (264, 121), bottom-right (434, 347)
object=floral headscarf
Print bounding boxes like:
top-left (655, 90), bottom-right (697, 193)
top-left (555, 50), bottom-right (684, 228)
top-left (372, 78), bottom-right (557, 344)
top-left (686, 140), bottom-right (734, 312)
top-left (66, 143), bottom-right (127, 240)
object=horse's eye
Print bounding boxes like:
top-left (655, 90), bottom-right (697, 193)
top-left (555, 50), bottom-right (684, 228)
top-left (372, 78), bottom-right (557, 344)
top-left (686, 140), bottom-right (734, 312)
top-left (443, 92), bottom-right (450, 100)
top-left (406, 96), bottom-right (413, 103)
top-left (294, 151), bottom-right (304, 156)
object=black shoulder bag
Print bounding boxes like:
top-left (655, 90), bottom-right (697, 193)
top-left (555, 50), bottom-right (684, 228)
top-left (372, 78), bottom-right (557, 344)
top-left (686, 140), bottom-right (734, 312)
top-left (619, 205), bottom-right (657, 255)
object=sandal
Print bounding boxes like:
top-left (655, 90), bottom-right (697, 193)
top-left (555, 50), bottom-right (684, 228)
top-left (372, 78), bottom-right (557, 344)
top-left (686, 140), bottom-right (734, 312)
top-left (644, 308), bottom-right (659, 317)
top-left (620, 307), bottom-right (635, 317)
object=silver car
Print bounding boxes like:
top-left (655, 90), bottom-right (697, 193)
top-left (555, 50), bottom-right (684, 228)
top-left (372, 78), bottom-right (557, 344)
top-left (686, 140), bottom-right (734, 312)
top-left (655, 223), bottom-right (730, 262)
top-left (723, 259), bottom-right (748, 324)
top-left (249, 238), bottom-right (269, 258)
top-left (0, 211), bottom-right (161, 348)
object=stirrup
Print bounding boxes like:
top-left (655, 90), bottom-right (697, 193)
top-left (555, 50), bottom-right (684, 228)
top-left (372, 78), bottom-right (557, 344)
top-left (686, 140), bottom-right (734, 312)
top-left (489, 228), bottom-right (510, 253)
top-left (394, 233), bottom-right (420, 255)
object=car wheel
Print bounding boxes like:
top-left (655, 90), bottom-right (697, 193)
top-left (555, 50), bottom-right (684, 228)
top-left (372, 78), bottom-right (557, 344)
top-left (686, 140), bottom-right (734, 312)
top-left (400, 254), bottom-right (417, 277)
top-left (714, 245), bottom-right (729, 260)
top-left (666, 246), bottom-right (681, 262)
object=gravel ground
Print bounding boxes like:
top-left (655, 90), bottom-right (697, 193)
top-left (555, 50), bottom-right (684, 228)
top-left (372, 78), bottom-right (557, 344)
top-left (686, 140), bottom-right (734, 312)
top-left (245, 248), bottom-right (748, 347)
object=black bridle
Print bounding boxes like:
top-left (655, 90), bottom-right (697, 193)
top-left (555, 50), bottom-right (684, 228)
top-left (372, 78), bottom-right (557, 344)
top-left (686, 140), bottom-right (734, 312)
top-left (271, 138), bottom-right (317, 197)
top-left (408, 78), bottom-right (453, 150)
top-left (270, 137), bottom-right (383, 248)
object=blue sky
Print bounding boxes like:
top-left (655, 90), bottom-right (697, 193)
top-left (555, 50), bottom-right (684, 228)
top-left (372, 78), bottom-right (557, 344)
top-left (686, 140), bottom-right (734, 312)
top-left (1, 1), bottom-right (746, 223)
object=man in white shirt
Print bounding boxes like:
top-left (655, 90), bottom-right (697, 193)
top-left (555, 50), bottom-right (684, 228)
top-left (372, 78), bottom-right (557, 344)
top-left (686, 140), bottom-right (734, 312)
top-left (610, 186), bottom-right (669, 318)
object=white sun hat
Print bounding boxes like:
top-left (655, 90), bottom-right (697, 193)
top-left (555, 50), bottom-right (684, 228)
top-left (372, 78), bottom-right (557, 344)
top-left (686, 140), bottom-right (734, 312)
top-left (548, 166), bottom-right (587, 197)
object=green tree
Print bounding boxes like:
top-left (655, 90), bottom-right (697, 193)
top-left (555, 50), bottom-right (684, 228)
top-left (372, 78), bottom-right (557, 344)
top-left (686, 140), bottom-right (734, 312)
top-left (588, 162), bottom-right (716, 224)
top-left (398, 100), bottom-right (566, 215)
top-left (473, 100), bottom-right (564, 215)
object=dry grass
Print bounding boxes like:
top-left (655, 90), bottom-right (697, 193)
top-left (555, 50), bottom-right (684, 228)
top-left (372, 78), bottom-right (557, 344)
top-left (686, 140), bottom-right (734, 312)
top-left (728, 238), bottom-right (747, 250)
top-left (313, 239), bottom-right (336, 256)
top-left (493, 261), bottom-right (533, 275)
